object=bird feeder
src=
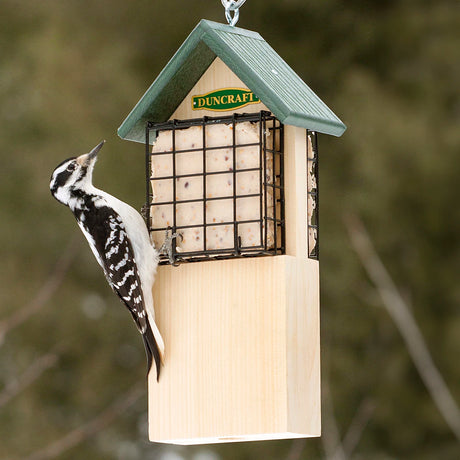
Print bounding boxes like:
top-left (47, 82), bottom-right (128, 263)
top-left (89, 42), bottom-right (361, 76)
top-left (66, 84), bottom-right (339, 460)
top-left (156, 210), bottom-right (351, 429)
top-left (118, 18), bottom-right (345, 445)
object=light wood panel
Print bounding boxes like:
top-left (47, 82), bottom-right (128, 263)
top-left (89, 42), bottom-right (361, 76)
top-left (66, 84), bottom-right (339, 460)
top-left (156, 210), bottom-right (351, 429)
top-left (284, 125), bottom-right (308, 257)
top-left (286, 257), bottom-right (321, 434)
top-left (171, 57), bottom-right (268, 120)
top-left (149, 256), bottom-right (320, 444)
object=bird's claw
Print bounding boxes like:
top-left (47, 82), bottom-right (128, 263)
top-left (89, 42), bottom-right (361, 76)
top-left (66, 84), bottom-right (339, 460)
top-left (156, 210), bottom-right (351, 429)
top-left (140, 204), bottom-right (149, 222)
top-left (159, 228), bottom-right (182, 266)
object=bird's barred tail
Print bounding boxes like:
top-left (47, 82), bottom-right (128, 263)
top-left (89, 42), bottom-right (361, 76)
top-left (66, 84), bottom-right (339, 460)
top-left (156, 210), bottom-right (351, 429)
top-left (142, 318), bottom-right (163, 381)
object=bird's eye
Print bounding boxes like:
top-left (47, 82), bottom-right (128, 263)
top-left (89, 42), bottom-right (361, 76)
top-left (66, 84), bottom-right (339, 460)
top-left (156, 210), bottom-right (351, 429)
top-left (66, 163), bottom-right (76, 172)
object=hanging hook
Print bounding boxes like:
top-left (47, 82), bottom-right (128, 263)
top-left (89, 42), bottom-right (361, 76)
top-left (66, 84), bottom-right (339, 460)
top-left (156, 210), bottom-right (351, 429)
top-left (225, 8), bottom-right (240, 27)
top-left (221, 0), bottom-right (247, 27)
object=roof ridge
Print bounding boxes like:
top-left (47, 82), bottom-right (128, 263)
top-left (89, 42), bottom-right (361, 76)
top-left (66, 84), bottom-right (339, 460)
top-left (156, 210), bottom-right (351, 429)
top-left (118, 20), bottom-right (346, 143)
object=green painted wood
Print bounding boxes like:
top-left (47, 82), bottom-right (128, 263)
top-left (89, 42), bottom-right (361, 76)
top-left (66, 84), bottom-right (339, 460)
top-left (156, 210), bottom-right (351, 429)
top-left (118, 19), bottom-right (346, 143)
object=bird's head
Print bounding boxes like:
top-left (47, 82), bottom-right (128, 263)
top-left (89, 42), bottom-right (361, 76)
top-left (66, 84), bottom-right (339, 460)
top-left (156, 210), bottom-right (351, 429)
top-left (50, 140), bottom-right (105, 205)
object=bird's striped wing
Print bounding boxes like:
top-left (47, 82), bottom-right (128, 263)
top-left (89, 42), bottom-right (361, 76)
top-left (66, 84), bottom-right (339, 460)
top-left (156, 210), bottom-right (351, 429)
top-left (79, 205), bottom-right (148, 334)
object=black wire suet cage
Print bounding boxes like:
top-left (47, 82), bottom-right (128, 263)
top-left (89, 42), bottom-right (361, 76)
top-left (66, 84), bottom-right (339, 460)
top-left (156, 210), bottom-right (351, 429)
top-left (145, 111), bottom-right (319, 264)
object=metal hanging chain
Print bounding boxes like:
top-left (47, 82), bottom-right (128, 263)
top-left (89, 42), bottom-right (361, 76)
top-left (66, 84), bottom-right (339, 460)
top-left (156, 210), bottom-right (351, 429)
top-left (221, 0), bottom-right (246, 27)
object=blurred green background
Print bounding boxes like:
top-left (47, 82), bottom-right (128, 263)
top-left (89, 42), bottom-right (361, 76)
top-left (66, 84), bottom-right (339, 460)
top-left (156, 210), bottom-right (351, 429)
top-left (1, 0), bottom-right (459, 459)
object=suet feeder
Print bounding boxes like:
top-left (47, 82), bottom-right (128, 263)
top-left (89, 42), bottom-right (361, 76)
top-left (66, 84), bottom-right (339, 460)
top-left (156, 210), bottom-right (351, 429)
top-left (118, 18), bottom-right (345, 444)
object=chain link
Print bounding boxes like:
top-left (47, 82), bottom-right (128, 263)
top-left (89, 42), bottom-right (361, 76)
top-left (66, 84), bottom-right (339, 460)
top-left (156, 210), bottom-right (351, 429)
top-left (221, 0), bottom-right (247, 27)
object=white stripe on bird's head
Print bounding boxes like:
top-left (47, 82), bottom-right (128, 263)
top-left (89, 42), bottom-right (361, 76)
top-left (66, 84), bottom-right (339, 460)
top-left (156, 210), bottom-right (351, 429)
top-left (49, 141), bottom-right (105, 206)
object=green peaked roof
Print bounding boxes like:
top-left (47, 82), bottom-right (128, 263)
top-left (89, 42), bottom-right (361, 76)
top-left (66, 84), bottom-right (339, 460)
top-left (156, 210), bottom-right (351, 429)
top-left (118, 20), bottom-right (346, 143)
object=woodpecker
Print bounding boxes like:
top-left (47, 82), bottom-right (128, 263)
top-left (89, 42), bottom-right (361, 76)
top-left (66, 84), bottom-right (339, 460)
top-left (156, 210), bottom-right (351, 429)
top-left (50, 141), bottom-right (164, 380)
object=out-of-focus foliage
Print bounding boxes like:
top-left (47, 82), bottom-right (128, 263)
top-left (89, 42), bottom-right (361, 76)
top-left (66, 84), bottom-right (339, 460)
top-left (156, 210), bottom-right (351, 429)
top-left (0, 0), bottom-right (458, 459)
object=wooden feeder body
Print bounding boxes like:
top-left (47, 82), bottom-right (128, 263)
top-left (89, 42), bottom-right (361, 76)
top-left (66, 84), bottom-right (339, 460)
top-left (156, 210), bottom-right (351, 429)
top-left (117, 20), bottom-right (346, 445)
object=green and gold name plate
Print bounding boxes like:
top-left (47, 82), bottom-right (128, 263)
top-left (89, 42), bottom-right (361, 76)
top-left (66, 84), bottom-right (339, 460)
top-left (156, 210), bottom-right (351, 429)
top-left (192, 88), bottom-right (260, 112)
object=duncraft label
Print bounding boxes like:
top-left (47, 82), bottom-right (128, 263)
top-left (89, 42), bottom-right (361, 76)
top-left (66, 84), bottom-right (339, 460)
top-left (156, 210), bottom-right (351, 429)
top-left (192, 88), bottom-right (260, 112)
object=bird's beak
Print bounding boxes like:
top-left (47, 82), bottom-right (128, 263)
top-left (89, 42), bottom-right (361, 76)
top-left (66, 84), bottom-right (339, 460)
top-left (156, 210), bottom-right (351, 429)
top-left (87, 140), bottom-right (106, 163)
top-left (77, 140), bottom-right (106, 166)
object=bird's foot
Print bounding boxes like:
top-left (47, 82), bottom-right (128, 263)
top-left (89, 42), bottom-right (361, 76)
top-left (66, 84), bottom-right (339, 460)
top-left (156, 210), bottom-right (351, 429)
top-left (159, 228), bottom-right (182, 266)
top-left (140, 204), bottom-right (149, 221)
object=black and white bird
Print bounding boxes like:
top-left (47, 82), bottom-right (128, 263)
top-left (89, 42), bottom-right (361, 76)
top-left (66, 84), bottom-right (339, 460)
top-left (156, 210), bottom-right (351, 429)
top-left (50, 141), bottom-right (164, 380)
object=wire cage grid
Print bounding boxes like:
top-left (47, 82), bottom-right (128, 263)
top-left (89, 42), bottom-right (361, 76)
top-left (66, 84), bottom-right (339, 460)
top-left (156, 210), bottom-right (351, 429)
top-left (145, 111), bottom-right (285, 264)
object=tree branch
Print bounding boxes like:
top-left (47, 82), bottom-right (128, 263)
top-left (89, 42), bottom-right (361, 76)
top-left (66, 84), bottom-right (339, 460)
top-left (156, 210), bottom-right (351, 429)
top-left (21, 384), bottom-right (144, 460)
top-left (344, 213), bottom-right (460, 441)
top-left (0, 350), bottom-right (59, 409)
top-left (340, 398), bottom-right (375, 458)
top-left (0, 235), bottom-right (80, 343)
top-left (321, 374), bottom-right (347, 460)
top-left (286, 439), bottom-right (307, 460)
